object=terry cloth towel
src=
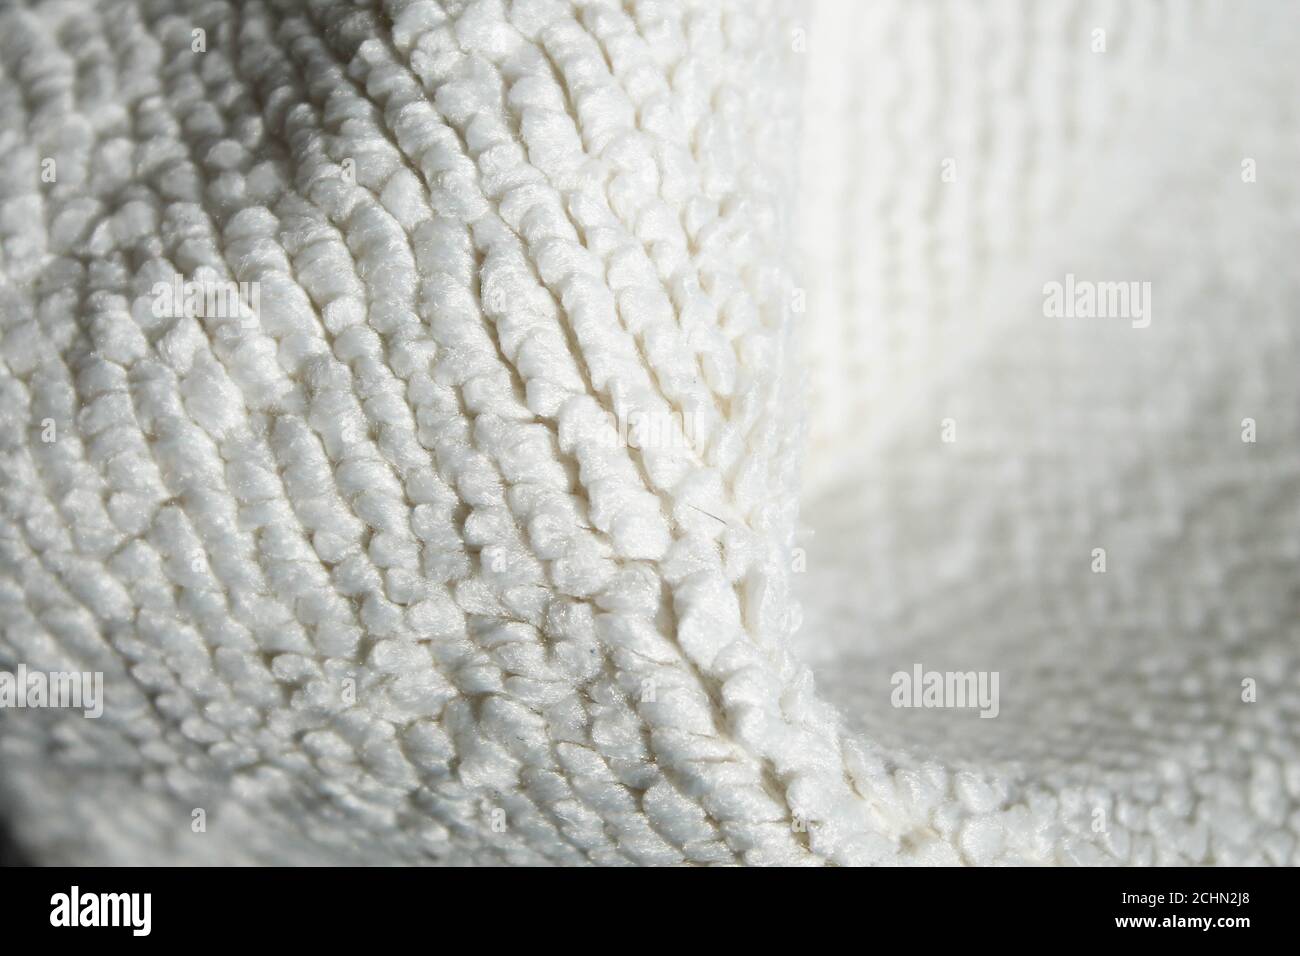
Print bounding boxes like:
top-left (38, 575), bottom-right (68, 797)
top-left (0, 0), bottom-right (1297, 865)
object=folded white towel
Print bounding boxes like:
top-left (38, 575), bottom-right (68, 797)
top-left (0, 0), bottom-right (1295, 865)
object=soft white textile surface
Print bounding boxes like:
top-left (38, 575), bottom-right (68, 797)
top-left (0, 0), bottom-right (1296, 865)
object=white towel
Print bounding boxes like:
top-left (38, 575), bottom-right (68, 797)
top-left (0, 0), bottom-right (1295, 865)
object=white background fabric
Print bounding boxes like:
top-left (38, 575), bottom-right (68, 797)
top-left (0, 0), bottom-right (1297, 865)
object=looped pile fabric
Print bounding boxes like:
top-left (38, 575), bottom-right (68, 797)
top-left (0, 0), bottom-right (1297, 865)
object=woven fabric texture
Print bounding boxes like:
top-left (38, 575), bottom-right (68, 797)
top-left (0, 0), bottom-right (1297, 865)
